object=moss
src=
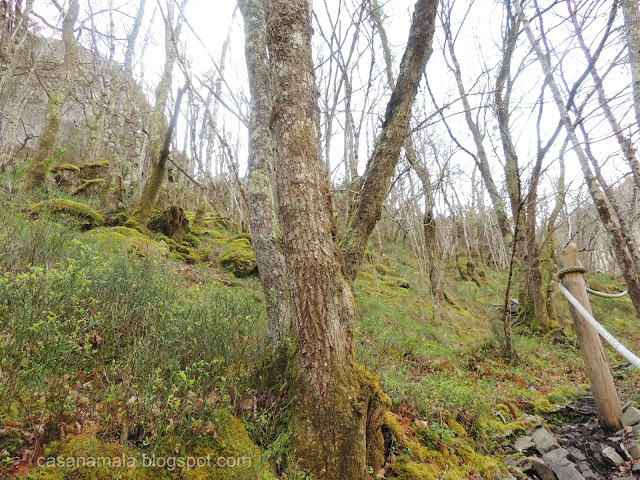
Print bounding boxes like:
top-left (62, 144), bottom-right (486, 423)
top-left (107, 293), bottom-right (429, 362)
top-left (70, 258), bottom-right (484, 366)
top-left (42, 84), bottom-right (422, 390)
top-left (181, 410), bottom-right (277, 480)
top-left (0, 428), bottom-right (24, 457)
top-left (171, 247), bottom-right (198, 265)
top-left (197, 247), bottom-right (211, 262)
top-left (154, 234), bottom-right (177, 246)
top-left (78, 160), bottom-right (110, 169)
top-left (375, 263), bottom-right (398, 276)
top-left (84, 228), bottom-right (128, 246)
top-left (183, 233), bottom-right (202, 247)
top-left (127, 236), bottom-right (169, 257)
top-left (72, 178), bottom-right (105, 196)
top-left (114, 211), bottom-right (129, 226)
top-left (228, 232), bottom-right (252, 243)
top-left (32, 199), bottom-right (104, 229)
top-left (147, 206), bottom-right (190, 240)
top-left (218, 239), bottom-right (257, 277)
top-left (123, 217), bottom-right (147, 234)
top-left (112, 226), bottom-right (146, 238)
top-left (28, 434), bottom-right (159, 479)
top-left (50, 163), bottom-right (80, 172)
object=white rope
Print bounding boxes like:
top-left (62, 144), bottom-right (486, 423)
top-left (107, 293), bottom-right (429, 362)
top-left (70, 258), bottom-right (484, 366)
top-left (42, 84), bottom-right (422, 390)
top-left (558, 282), bottom-right (640, 371)
top-left (586, 287), bottom-right (629, 298)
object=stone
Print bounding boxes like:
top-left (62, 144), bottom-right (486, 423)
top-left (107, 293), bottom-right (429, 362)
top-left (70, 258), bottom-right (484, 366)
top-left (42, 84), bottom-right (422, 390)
top-left (628, 439), bottom-right (640, 459)
top-left (601, 446), bottom-right (625, 466)
top-left (567, 446), bottom-right (586, 463)
top-left (530, 457), bottom-right (557, 480)
top-left (554, 465), bottom-right (585, 480)
top-left (533, 427), bottom-right (561, 454)
top-left (577, 463), bottom-right (599, 480)
top-left (608, 437), bottom-right (622, 442)
top-left (632, 460), bottom-right (640, 472)
top-left (542, 448), bottom-right (571, 469)
top-left (621, 407), bottom-right (640, 427)
top-left (514, 436), bottom-right (535, 452)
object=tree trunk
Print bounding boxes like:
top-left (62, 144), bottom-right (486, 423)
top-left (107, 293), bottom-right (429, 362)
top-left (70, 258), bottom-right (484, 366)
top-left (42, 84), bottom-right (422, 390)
top-left (266, 1), bottom-right (389, 477)
top-left (24, 0), bottom-right (78, 192)
top-left (622, 0), bottom-right (640, 135)
top-left (341, 0), bottom-right (439, 282)
top-left (238, 0), bottom-right (292, 343)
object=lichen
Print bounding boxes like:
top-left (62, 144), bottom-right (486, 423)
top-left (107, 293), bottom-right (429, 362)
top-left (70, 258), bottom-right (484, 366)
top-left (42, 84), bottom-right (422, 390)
top-left (218, 238), bottom-right (257, 277)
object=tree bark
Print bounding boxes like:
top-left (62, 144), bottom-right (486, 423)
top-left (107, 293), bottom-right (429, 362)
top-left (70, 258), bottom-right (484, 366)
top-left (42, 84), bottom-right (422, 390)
top-left (622, 0), bottom-right (640, 135)
top-left (341, 0), bottom-right (439, 282)
top-left (266, 1), bottom-right (389, 477)
top-left (238, 0), bottom-right (292, 342)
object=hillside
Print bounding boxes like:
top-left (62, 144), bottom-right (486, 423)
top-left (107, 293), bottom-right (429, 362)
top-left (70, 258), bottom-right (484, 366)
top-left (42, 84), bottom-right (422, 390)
top-left (1, 197), bottom-right (639, 480)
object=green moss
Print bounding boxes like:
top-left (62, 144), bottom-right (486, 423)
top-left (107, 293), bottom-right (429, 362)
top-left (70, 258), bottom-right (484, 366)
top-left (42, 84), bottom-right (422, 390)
top-left (28, 434), bottom-right (158, 479)
top-left (375, 263), bottom-right (398, 276)
top-left (197, 247), bottom-right (211, 262)
top-left (127, 236), bottom-right (169, 257)
top-left (0, 428), bottom-right (24, 457)
top-left (32, 199), bottom-right (104, 229)
top-left (123, 218), bottom-right (147, 234)
top-left (154, 234), bottom-right (177, 246)
top-left (228, 232), bottom-right (252, 243)
top-left (50, 163), bottom-right (80, 172)
top-left (112, 226), bottom-right (146, 238)
top-left (218, 239), bottom-right (257, 277)
top-left (72, 178), bottom-right (105, 196)
top-left (114, 212), bottom-right (129, 226)
top-left (182, 410), bottom-right (277, 480)
top-left (78, 160), bottom-right (110, 169)
top-left (183, 233), bottom-right (202, 247)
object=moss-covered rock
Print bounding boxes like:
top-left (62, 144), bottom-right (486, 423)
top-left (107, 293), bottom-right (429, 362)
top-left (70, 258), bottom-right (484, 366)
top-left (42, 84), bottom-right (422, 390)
top-left (374, 263), bottom-right (398, 276)
top-left (183, 233), bottom-right (202, 247)
top-left (123, 217), bottom-right (146, 234)
top-left (78, 160), bottom-right (109, 180)
top-left (72, 178), bottom-right (105, 198)
top-left (197, 247), bottom-right (211, 262)
top-left (181, 410), bottom-right (277, 480)
top-left (228, 232), bottom-right (252, 243)
top-left (28, 434), bottom-right (159, 480)
top-left (218, 238), bottom-right (257, 277)
top-left (50, 163), bottom-right (80, 173)
top-left (127, 236), bottom-right (170, 257)
top-left (32, 199), bottom-right (104, 229)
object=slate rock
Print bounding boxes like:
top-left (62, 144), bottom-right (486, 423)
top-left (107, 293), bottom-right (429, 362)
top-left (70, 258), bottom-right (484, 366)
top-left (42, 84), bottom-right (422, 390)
top-left (632, 460), bottom-right (640, 473)
top-left (627, 439), bottom-right (640, 459)
top-left (621, 407), bottom-right (640, 427)
top-left (533, 427), bottom-right (561, 454)
top-left (567, 446), bottom-right (586, 463)
top-left (530, 457), bottom-right (557, 480)
top-left (577, 463), bottom-right (599, 480)
top-left (514, 436), bottom-right (535, 452)
top-left (602, 446), bottom-right (625, 466)
top-left (542, 448), bottom-right (571, 469)
top-left (554, 465), bottom-right (585, 480)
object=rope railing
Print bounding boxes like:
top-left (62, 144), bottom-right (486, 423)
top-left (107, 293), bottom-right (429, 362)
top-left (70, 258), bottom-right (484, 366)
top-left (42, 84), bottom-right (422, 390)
top-left (557, 281), bottom-right (640, 371)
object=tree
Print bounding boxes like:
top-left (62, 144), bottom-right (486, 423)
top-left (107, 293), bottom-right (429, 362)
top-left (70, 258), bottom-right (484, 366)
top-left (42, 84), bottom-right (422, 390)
top-left (262, 0), bottom-right (437, 477)
top-left (24, 0), bottom-right (78, 192)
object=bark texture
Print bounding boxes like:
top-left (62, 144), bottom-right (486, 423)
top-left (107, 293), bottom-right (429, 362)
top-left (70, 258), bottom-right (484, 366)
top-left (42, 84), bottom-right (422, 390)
top-left (341, 0), bottom-right (439, 283)
top-left (266, 1), bottom-right (389, 477)
top-left (238, 0), bottom-right (292, 342)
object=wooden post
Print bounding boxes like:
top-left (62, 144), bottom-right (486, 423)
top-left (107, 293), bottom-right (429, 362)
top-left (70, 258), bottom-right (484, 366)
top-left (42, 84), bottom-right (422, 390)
top-left (558, 243), bottom-right (622, 431)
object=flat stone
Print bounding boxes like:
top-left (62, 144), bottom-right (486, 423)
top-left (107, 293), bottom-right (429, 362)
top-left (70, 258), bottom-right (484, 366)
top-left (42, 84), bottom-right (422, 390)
top-left (621, 407), bottom-right (640, 427)
top-left (632, 460), bottom-right (640, 472)
top-left (514, 436), bottom-right (536, 451)
top-left (533, 427), bottom-right (561, 454)
top-left (608, 436), bottom-right (622, 442)
top-left (554, 465), bottom-right (585, 480)
top-left (530, 457), bottom-right (557, 480)
top-left (567, 446), bottom-right (586, 462)
top-left (602, 446), bottom-right (625, 466)
top-left (628, 439), bottom-right (640, 459)
top-left (577, 463), bottom-right (598, 480)
top-left (543, 448), bottom-right (571, 469)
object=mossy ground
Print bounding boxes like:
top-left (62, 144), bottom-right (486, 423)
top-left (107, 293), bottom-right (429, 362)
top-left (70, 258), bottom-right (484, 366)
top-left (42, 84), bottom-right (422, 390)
top-left (1, 202), bottom-right (639, 479)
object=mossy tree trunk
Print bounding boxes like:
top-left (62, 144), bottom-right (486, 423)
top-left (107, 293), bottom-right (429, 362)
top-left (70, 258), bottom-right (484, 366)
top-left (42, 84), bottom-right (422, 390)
top-left (134, 1), bottom-right (187, 224)
top-left (340, 0), bottom-right (439, 283)
top-left (24, 0), bottom-right (78, 192)
top-left (266, 1), bottom-right (391, 477)
top-left (238, 0), bottom-right (292, 343)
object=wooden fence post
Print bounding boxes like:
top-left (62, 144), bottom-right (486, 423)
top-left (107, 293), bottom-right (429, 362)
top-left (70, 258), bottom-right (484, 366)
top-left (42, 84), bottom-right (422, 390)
top-left (558, 243), bottom-right (622, 431)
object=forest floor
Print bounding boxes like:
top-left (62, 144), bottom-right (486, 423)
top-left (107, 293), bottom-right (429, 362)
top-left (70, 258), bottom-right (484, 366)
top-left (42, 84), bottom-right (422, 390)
top-left (1, 197), bottom-right (639, 480)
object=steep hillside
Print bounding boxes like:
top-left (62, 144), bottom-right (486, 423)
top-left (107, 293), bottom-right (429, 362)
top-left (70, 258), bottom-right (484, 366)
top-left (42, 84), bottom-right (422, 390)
top-left (1, 197), bottom-right (639, 480)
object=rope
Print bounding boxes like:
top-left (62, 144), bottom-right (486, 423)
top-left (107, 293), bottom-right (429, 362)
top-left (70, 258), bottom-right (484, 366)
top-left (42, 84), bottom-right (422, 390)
top-left (557, 266), bottom-right (629, 299)
top-left (557, 282), bottom-right (640, 371)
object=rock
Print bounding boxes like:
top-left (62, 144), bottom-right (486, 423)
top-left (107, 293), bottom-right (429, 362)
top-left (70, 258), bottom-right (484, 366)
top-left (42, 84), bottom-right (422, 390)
top-left (627, 439), bottom-right (640, 459)
top-left (530, 457), bottom-right (557, 480)
top-left (514, 436), bottom-right (536, 452)
top-left (542, 448), bottom-right (571, 469)
top-left (608, 437), bottom-right (622, 442)
top-left (533, 427), bottom-right (561, 454)
top-left (632, 460), bottom-right (640, 472)
top-left (621, 407), bottom-right (640, 427)
top-left (554, 465), bottom-right (585, 480)
top-left (577, 463), bottom-right (599, 480)
top-left (567, 446), bottom-right (586, 463)
top-left (601, 446), bottom-right (625, 466)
